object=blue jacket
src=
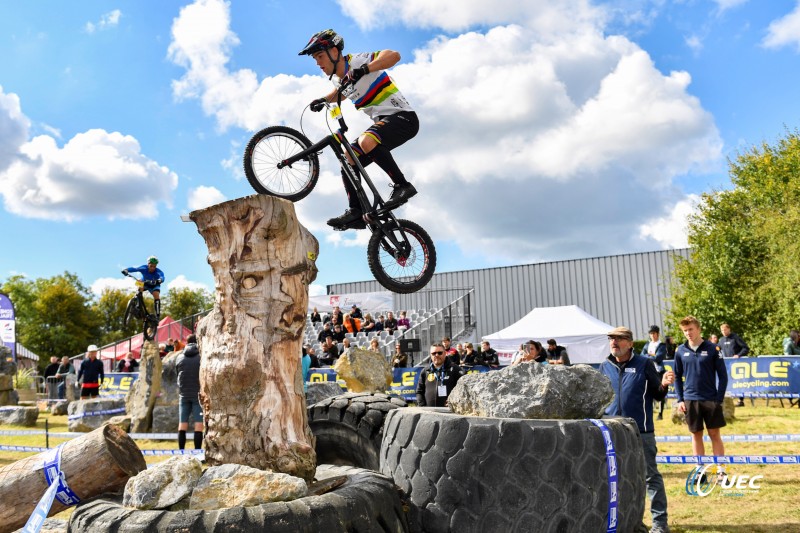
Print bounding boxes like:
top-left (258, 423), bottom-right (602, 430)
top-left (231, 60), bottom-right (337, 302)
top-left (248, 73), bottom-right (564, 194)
top-left (127, 265), bottom-right (165, 290)
top-left (674, 339), bottom-right (728, 403)
top-left (601, 353), bottom-right (668, 434)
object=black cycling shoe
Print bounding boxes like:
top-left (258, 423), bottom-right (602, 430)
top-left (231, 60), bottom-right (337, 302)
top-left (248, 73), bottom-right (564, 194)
top-left (384, 183), bottom-right (417, 209)
top-left (327, 208), bottom-right (366, 230)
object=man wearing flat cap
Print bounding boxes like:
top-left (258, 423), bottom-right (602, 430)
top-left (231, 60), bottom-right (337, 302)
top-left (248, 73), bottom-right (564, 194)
top-left (601, 326), bottom-right (674, 533)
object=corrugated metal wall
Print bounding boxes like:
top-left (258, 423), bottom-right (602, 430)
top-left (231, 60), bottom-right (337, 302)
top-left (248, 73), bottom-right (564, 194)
top-left (328, 248), bottom-right (691, 341)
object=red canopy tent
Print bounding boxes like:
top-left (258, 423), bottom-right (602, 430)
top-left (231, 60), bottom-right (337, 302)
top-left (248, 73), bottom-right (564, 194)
top-left (99, 316), bottom-right (194, 361)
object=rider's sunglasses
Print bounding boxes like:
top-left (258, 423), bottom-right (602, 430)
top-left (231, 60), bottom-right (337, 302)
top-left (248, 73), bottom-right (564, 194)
top-left (430, 351), bottom-right (444, 355)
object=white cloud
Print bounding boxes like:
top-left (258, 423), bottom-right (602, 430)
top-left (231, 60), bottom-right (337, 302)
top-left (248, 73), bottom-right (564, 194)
top-left (0, 87), bottom-right (178, 221)
top-left (167, 274), bottom-right (211, 292)
top-left (0, 86), bottom-right (30, 172)
top-left (712, 0), bottom-right (749, 13)
top-left (685, 34), bottom-right (703, 53)
top-left (0, 129), bottom-right (178, 221)
top-left (91, 276), bottom-right (136, 296)
top-left (85, 9), bottom-right (122, 34)
top-left (336, 0), bottom-right (607, 34)
top-left (638, 194), bottom-right (699, 249)
top-left (763, 3), bottom-right (800, 51)
top-left (167, 0), bottom-right (723, 263)
top-left (187, 185), bottom-right (226, 211)
top-left (92, 274), bottom-right (212, 296)
top-left (309, 283), bottom-right (327, 297)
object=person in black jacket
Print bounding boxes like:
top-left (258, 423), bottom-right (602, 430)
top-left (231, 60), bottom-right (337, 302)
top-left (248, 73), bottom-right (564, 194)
top-left (176, 334), bottom-right (203, 450)
top-left (416, 343), bottom-right (463, 407)
top-left (719, 323), bottom-right (750, 407)
top-left (77, 345), bottom-right (104, 398)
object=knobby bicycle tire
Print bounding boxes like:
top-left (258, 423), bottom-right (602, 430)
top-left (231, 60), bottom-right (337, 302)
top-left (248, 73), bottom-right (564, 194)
top-left (143, 316), bottom-right (158, 341)
top-left (243, 126), bottom-right (320, 201)
top-left (367, 219), bottom-right (436, 294)
top-left (123, 297), bottom-right (139, 328)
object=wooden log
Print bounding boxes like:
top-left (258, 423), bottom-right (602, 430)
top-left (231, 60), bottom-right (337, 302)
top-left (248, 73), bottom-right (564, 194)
top-left (0, 424), bottom-right (146, 533)
top-left (190, 194), bottom-right (319, 481)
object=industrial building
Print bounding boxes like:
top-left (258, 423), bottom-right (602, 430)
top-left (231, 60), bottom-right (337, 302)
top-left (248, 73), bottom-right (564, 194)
top-left (329, 248), bottom-right (691, 342)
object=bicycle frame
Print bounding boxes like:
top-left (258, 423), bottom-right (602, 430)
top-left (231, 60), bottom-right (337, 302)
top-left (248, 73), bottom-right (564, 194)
top-left (277, 92), bottom-right (414, 257)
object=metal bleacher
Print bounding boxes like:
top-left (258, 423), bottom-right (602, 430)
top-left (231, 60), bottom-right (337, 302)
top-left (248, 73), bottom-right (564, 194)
top-left (304, 289), bottom-right (475, 366)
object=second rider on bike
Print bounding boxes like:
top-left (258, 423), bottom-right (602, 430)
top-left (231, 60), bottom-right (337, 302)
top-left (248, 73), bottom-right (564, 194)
top-left (122, 256), bottom-right (165, 319)
top-left (300, 29), bottom-right (420, 231)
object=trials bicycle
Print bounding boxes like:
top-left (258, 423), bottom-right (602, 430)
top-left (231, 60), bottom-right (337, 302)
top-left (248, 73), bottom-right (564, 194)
top-left (122, 272), bottom-right (159, 341)
top-left (242, 82), bottom-right (436, 294)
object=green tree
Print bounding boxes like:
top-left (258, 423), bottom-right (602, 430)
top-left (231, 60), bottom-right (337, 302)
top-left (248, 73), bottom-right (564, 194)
top-left (162, 286), bottom-right (213, 323)
top-left (1, 272), bottom-right (103, 367)
top-left (667, 130), bottom-right (800, 354)
top-left (93, 288), bottom-right (138, 345)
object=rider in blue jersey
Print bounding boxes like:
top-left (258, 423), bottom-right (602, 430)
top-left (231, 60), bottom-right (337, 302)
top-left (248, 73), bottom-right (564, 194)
top-left (122, 255), bottom-right (165, 319)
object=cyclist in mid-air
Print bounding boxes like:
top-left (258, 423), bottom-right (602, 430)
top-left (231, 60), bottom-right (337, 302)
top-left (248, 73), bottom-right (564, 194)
top-left (122, 256), bottom-right (165, 319)
top-left (300, 29), bottom-right (419, 230)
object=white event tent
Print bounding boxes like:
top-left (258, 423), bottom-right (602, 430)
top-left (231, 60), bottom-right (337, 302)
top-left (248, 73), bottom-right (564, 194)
top-left (484, 305), bottom-right (615, 365)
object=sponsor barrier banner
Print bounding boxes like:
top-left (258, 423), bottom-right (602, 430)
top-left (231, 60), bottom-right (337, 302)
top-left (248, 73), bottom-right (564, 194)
top-left (658, 356), bottom-right (800, 398)
top-left (307, 365), bottom-right (493, 402)
top-left (0, 293), bottom-right (15, 362)
top-left (99, 372), bottom-right (139, 397)
top-left (388, 365), bottom-right (491, 401)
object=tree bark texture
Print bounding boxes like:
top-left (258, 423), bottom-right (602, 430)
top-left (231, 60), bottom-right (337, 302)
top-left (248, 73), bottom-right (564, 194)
top-left (0, 424), bottom-right (145, 533)
top-left (190, 194), bottom-right (319, 481)
top-left (126, 340), bottom-right (162, 433)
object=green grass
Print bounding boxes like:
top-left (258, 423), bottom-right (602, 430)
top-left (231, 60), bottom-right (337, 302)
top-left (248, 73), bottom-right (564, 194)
top-left (1, 401), bottom-right (799, 531)
top-left (647, 400), bottom-right (800, 533)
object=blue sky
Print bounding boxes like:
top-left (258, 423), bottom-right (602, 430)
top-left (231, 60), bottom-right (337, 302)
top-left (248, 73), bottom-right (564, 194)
top-left (1, 0), bottom-right (799, 299)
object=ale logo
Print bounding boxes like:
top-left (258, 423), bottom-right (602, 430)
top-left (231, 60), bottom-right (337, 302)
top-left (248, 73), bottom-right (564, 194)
top-left (685, 464), bottom-right (764, 497)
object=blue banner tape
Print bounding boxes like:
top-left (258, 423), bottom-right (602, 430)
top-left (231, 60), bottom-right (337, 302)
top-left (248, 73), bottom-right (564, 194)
top-left (22, 478), bottom-right (59, 533)
top-left (41, 444), bottom-right (81, 506)
top-left (0, 445), bottom-right (50, 452)
top-left (67, 407), bottom-right (126, 421)
top-left (589, 419), bottom-right (618, 533)
top-left (656, 434), bottom-right (800, 443)
top-left (656, 455), bottom-right (800, 464)
top-left (140, 449), bottom-right (204, 456)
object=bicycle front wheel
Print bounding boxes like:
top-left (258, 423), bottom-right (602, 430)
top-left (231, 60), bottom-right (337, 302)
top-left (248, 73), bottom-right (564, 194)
top-left (243, 126), bottom-right (319, 201)
top-left (123, 297), bottom-right (139, 327)
top-left (367, 219), bottom-right (436, 294)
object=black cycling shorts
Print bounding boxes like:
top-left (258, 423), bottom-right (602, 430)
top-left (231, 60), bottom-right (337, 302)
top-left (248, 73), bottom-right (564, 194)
top-left (685, 400), bottom-right (726, 433)
top-left (353, 111), bottom-right (419, 152)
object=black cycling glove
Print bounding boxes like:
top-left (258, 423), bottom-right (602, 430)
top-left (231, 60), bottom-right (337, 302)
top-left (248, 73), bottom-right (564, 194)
top-left (310, 98), bottom-right (326, 112)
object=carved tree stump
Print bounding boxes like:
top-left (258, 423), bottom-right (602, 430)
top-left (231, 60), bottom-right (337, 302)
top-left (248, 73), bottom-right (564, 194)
top-left (190, 194), bottom-right (319, 481)
top-left (0, 424), bottom-right (145, 533)
top-left (126, 340), bottom-right (162, 433)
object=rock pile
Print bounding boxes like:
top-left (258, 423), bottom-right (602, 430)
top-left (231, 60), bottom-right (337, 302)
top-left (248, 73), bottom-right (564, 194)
top-left (67, 397), bottom-right (126, 432)
top-left (0, 405), bottom-right (38, 426)
top-left (123, 457), bottom-right (308, 512)
top-left (448, 362), bottom-right (613, 419)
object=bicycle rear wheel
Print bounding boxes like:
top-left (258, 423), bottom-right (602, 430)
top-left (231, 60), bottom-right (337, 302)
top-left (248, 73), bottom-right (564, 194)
top-left (367, 219), bottom-right (436, 294)
top-left (243, 126), bottom-right (319, 201)
top-left (143, 316), bottom-right (159, 342)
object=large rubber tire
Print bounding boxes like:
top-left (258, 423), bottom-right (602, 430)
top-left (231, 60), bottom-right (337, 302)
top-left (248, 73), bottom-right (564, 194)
top-left (243, 126), bottom-right (319, 201)
top-left (69, 465), bottom-right (409, 532)
top-left (380, 408), bottom-right (646, 533)
top-left (308, 392), bottom-right (407, 471)
top-left (367, 219), bottom-right (436, 294)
